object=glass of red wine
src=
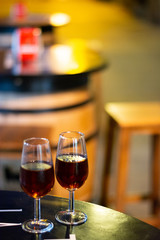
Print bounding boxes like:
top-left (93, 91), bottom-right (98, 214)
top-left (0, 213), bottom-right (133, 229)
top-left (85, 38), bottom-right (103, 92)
top-left (55, 131), bottom-right (88, 225)
top-left (20, 137), bottom-right (55, 233)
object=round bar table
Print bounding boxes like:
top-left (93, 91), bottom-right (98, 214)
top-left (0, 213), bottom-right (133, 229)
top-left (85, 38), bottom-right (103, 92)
top-left (0, 40), bottom-right (107, 201)
top-left (0, 39), bottom-right (107, 201)
top-left (0, 41), bottom-right (106, 93)
top-left (0, 190), bottom-right (160, 240)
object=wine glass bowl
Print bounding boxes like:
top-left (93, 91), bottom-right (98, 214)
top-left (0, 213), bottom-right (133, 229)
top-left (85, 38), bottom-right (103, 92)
top-left (20, 137), bottom-right (54, 233)
top-left (55, 131), bottom-right (88, 225)
top-left (56, 154), bottom-right (88, 191)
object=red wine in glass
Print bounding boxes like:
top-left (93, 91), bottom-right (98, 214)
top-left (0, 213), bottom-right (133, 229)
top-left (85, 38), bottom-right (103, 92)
top-left (20, 162), bottom-right (54, 198)
top-left (55, 131), bottom-right (89, 225)
top-left (20, 137), bottom-right (54, 233)
top-left (56, 154), bottom-right (88, 190)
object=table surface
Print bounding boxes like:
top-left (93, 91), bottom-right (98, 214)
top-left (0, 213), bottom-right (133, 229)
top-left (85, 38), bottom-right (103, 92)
top-left (0, 43), bottom-right (106, 77)
top-left (0, 190), bottom-right (160, 240)
top-left (0, 41), bottom-right (107, 92)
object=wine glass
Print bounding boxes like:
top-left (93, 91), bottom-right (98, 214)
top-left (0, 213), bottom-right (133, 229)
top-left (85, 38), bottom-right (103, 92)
top-left (55, 131), bottom-right (88, 225)
top-left (20, 137), bottom-right (55, 233)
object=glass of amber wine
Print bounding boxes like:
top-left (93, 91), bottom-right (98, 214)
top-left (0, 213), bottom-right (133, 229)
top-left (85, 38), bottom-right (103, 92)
top-left (55, 131), bottom-right (88, 225)
top-left (20, 137), bottom-right (55, 233)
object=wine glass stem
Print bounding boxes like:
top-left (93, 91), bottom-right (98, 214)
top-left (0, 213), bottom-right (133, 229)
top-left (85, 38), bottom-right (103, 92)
top-left (34, 198), bottom-right (41, 221)
top-left (69, 191), bottom-right (74, 212)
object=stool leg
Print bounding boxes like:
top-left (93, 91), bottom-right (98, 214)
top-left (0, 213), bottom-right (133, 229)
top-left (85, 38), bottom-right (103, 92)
top-left (151, 134), bottom-right (160, 215)
top-left (101, 116), bottom-right (115, 206)
top-left (116, 128), bottom-right (130, 212)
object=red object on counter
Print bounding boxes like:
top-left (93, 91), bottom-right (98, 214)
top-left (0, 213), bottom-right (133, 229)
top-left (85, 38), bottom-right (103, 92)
top-left (12, 27), bottom-right (42, 62)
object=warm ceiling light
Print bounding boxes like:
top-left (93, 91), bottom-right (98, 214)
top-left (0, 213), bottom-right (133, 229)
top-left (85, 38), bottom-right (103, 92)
top-left (50, 13), bottom-right (71, 27)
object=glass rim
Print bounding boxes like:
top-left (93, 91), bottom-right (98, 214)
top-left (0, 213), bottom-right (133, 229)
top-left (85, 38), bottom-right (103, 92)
top-left (23, 137), bottom-right (49, 146)
top-left (59, 131), bottom-right (85, 139)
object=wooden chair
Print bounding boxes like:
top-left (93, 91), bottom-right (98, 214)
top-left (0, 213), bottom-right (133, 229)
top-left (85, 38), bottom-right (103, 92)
top-left (101, 102), bottom-right (160, 227)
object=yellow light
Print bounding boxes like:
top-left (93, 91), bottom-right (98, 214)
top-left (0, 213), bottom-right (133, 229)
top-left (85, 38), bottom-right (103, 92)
top-left (47, 44), bottom-right (78, 74)
top-left (50, 13), bottom-right (71, 27)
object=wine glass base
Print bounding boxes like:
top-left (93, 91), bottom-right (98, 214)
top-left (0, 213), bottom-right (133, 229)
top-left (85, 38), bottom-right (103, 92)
top-left (55, 210), bottom-right (87, 225)
top-left (22, 219), bottom-right (54, 233)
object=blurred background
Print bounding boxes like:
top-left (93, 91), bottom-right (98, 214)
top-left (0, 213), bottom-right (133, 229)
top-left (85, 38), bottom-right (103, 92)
top-left (0, 0), bottom-right (160, 227)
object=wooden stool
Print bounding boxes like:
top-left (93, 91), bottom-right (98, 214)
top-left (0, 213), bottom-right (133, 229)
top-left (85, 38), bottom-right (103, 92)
top-left (101, 102), bottom-right (160, 226)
